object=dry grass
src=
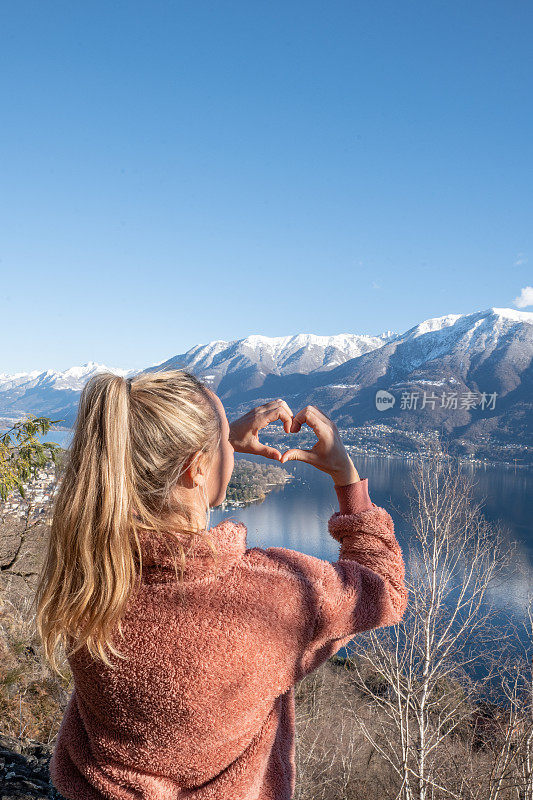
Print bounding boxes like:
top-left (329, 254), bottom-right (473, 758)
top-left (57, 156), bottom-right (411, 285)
top-left (0, 590), bottom-right (72, 745)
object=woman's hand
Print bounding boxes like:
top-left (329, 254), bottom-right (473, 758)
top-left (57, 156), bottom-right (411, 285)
top-left (280, 404), bottom-right (360, 486)
top-left (229, 399), bottom-right (294, 461)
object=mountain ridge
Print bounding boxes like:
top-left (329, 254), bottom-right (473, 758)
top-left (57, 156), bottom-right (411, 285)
top-left (1, 307), bottom-right (531, 460)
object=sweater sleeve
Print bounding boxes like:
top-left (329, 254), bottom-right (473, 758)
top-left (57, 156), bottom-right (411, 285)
top-left (295, 478), bottom-right (408, 680)
top-left (334, 477), bottom-right (374, 514)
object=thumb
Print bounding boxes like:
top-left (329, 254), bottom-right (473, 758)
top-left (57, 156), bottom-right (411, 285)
top-left (280, 448), bottom-right (318, 466)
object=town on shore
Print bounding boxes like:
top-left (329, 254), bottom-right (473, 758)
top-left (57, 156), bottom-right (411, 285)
top-left (2, 419), bottom-right (529, 522)
top-left (0, 456), bottom-right (294, 521)
top-left (264, 422), bottom-right (531, 470)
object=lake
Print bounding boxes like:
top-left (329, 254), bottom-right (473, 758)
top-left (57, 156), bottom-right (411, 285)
top-left (216, 453), bottom-right (533, 674)
top-left (36, 430), bottom-right (533, 616)
top-left (214, 452), bottom-right (533, 619)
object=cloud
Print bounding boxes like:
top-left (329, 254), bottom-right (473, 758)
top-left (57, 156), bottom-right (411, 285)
top-left (513, 286), bottom-right (533, 308)
top-left (514, 252), bottom-right (528, 266)
top-left (371, 281), bottom-right (381, 289)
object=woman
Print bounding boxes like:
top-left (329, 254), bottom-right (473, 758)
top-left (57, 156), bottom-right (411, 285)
top-left (36, 369), bottom-right (407, 800)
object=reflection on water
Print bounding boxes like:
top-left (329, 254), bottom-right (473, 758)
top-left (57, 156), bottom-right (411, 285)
top-left (211, 453), bottom-right (533, 617)
top-left (37, 432), bottom-right (533, 615)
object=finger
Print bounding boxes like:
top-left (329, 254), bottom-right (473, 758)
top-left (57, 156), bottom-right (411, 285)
top-left (258, 398), bottom-right (294, 420)
top-left (255, 398), bottom-right (291, 413)
top-left (279, 400), bottom-right (294, 433)
top-left (280, 448), bottom-right (320, 466)
top-left (276, 399), bottom-right (294, 431)
top-left (252, 442), bottom-right (282, 461)
top-left (256, 403), bottom-right (294, 435)
top-left (264, 398), bottom-right (294, 423)
top-left (289, 406), bottom-right (326, 435)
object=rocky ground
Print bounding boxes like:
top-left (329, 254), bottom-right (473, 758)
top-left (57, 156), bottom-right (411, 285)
top-left (0, 732), bottom-right (52, 799)
top-left (0, 511), bottom-right (51, 606)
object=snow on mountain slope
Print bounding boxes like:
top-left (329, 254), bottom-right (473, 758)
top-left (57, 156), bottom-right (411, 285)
top-left (1, 308), bottom-right (531, 441)
top-left (0, 362), bottom-right (140, 427)
top-left (0, 361), bottom-right (137, 394)
top-left (375, 307), bottom-right (533, 374)
top-left (150, 331), bottom-right (400, 378)
top-left (242, 307), bottom-right (533, 445)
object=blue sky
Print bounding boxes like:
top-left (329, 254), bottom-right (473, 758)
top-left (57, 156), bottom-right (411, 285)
top-left (1, 1), bottom-right (532, 373)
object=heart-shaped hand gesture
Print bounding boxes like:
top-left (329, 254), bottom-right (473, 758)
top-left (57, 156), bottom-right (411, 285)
top-left (279, 404), bottom-right (358, 484)
top-left (229, 400), bottom-right (359, 486)
top-left (228, 399), bottom-right (294, 461)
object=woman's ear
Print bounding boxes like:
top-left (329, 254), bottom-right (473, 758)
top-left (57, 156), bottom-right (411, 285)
top-left (187, 450), bottom-right (209, 488)
top-left (178, 451), bottom-right (201, 489)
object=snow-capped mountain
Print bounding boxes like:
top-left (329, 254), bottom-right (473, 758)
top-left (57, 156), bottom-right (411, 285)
top-left (0, 308), bottom-right (531, 449)
top-left (146, 331), bottom-right (400, 393)
top-left (0, 332), bottom-right (398, 427)
top-left (230, 307), bottom-right (532, 443)
top-left (0, 362), bottom-right (138, 427)
top-left (0, 361), bottom-right (136, 393)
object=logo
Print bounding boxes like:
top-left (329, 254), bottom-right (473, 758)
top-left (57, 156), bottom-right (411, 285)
top-left (375, 390), bottom-right (396, 411)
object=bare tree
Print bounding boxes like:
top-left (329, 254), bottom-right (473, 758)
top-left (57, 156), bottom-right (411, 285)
top-left (294, 660), bottom-right (395, 800)
top-left (489, 599), bottom-right (533, 800)
top-left (516, 599), bottom-right (533, 800)
top-left (343, 439), bottom-right (516, 800)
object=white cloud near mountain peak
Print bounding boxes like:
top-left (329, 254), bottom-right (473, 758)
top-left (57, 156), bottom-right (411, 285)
top-left (513, 286), bottom-right (533, 308)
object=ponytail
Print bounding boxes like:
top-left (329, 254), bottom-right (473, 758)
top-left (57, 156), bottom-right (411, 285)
top-left (32, 370), bottom-right (221, 676)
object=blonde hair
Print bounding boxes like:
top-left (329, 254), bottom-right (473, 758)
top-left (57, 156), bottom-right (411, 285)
top-left (32, 369), bottom-right (223, 677)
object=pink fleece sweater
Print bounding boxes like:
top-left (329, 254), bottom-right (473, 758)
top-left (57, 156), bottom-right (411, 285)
top-left (49, 478), bottom-right (407, 800)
